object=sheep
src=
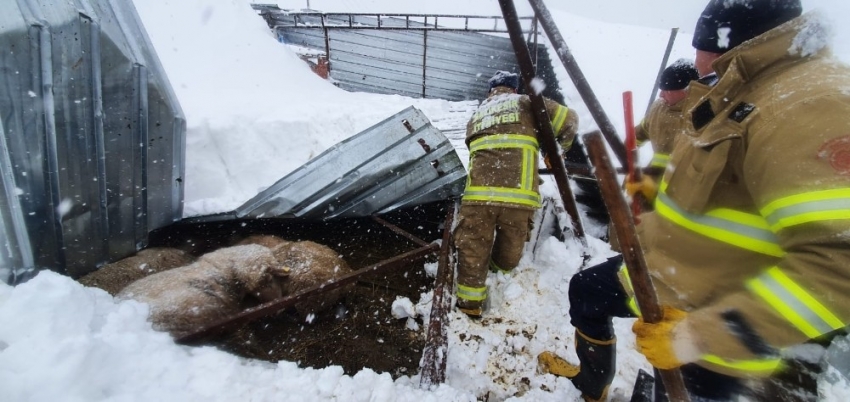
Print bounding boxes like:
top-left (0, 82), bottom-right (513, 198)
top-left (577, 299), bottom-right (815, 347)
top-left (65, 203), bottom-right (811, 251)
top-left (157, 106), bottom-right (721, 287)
top-left (77, 248), bottom-right (195, 295)
top-left (116, 244), bottom-right (290, 338)
top-left (235, 235), bottom-right (354, 318)
top-left (273, 240), bottom-right (354, 318)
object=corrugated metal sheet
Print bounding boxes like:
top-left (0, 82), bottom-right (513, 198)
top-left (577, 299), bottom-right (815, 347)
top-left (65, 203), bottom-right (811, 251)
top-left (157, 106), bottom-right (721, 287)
top-left (190, 106), bottom-right (466, 223)
top-left (263, 11), bottom-right (563, 103)
top-left (0, 0), bottom-right (185, 283)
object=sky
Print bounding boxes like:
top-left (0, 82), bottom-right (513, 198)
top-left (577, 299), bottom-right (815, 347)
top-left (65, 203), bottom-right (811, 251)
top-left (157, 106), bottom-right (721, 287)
top-left (2, 0), bottom-right (850, 401)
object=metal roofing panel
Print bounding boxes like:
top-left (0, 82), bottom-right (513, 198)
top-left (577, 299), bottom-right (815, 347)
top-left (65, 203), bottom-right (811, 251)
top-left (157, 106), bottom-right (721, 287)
top-left (229, 106), bottom-right (465, 221)
top-left (0, 0), bottom-right (185, 283)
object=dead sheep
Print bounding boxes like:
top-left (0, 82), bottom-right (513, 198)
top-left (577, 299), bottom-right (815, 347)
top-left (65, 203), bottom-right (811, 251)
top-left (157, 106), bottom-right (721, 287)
top-left (235, 235), bottom-right (354, 318)
top-left (274, 240), bottom-right (354, 318)
top-left (234, 234), bottom-right (291, 249)
top-left (77, 248), bottom-right (195, 295)
top-left (117, 244), bottom-right (290, 338)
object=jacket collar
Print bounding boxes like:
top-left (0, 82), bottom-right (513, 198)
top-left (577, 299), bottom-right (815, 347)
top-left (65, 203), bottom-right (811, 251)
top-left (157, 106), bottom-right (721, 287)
top-left (686, 12), bottom-right (830, 134)
top-left (489, 87), bottom-right (517, 97)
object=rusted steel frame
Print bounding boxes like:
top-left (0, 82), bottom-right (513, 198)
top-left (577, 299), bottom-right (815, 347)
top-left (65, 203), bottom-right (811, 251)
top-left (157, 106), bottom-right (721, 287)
top-left (371, 215), bottom-right (429, 247)
top-left (419, 201), bottom-right (456, 388)
top-left (583, 131), bottom-right (691, 402)
top-left (321, 15), bottom-right (331, 75)
top-left (177, 242), bottom-right (439, 345)
top-left (526, 0), bottom-right (628, 168)
top-left (497, 0), bottom-right (586, 245)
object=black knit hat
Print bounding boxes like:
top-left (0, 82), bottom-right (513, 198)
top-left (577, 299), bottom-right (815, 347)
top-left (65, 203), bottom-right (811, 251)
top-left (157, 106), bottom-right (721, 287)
top-left (488, 70), bottom-right (519, 90)
top-left (659, 59), bottom-right (699, 91)
top-left (692, 0), bottom-right (802, 54)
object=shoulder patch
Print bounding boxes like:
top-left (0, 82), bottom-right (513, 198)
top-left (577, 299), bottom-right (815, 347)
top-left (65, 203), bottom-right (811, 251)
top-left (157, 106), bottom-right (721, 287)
top-left (728, 102), bottom-right (755, 123)
top-left (818, 136), bottom-right (850, 176)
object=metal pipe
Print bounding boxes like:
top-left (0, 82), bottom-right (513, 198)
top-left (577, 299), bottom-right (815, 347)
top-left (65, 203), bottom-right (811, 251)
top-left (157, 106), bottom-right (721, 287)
top-left (497, 0), bottom-right (586, 244)
top-left (371, 215), bottom-right (429, 247)
top-left (526, 0), bottom-right (628, 168)
top-left (645, 28), bottom-right (679, 117)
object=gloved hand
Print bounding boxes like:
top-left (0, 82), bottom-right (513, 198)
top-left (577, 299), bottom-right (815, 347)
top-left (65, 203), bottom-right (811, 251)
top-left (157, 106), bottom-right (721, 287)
top-left (625, 175), bottom-right (658, 202)
top-left (632, 306), bottom-right (699, 370)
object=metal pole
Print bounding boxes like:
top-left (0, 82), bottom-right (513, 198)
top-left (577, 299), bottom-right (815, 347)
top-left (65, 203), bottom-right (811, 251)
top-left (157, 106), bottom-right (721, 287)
top-left (584, 131), bottom-right (691, 402)
top-left (497, 0), bottom-right (586, 244)
top-left (526, 0), bottom-right (627, 168)
top-left (645, 28), bottom-right (679, 117)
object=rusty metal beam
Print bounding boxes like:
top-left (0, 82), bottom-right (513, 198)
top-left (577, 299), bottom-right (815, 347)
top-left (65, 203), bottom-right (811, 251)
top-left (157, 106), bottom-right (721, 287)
top-left (177, 242), bottom-right (439, 345)
top-left (419, 201), bottom-right (456, 388)
top-left (371, 215), bottom-right (429, 247)
top-left (497, 0), bottom-right (586, 245)
top-left (584, 131), bottom-right (691, 401)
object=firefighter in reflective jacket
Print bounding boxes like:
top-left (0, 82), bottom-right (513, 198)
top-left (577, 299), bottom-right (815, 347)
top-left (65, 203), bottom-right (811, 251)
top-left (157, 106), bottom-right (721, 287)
top-left (633, 59), bottom-right (698, 181)
top-left (539, 1), bottom-right (850, 401)
top-left (453, 71), bottom-right (577, 318)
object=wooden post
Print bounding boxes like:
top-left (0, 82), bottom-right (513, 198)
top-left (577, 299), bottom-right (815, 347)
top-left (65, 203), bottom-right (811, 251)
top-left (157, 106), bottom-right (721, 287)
top-left (583, 131), bottom-right (691, 402)
top-left (419, 201), bottom-right (456, 388)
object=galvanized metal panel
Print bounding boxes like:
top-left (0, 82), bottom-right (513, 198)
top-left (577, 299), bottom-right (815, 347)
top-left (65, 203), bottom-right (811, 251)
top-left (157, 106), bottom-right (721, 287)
top-left (0, 0), bottom-right (185, 283)
top-left (230, 106), bottom-right (465, 221)
top-left (272, 15), bottom-right (561, 102)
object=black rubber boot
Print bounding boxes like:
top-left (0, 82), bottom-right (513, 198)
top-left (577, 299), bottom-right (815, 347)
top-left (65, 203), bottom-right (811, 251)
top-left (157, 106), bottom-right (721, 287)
top-left (571, 331), bottom-right (616, 401)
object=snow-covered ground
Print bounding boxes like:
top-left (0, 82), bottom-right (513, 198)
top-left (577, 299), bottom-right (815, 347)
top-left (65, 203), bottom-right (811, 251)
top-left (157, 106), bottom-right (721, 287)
top-left (2, 0), bottom-right (850, 401)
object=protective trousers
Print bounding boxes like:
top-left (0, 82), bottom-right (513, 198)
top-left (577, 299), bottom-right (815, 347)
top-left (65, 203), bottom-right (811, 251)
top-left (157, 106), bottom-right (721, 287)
top-left (570, 255), bottom-right (744, 401)
top-left (453, 204), bottom-right (533, 309)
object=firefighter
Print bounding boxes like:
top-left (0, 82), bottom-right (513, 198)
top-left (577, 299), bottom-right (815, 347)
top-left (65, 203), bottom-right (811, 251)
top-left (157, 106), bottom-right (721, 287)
top-left (632, 59), bottom-right (698, 181)
top-left (453, 71), bottom-right (577, 318)
top-left (539, 1), bottom-right (850, 400)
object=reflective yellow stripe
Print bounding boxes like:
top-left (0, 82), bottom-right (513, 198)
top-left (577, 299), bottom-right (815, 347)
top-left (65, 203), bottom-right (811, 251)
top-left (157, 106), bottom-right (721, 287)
top-left (619, 265), bottom-right (641, 315)
top-left (469, 134), bottom-right (538, 154)
top-left (656, 192), bottom-right (784, 257)
top-left (457, 284), bottom-right (487, 301)
top-left (700, 354), bottom-right (782, 374)
top-left (522, 148), bottom-right (535, 191)
top-left (650, 153), bottom-right (669, 169)
top-left (462, 186), bottom-right (541, 208)
top-left (747, 267), bottom-right (844, 338)
top-left (760, 188), bottom-right (850, 231)
top-left (550, 105), bottom-right (569, 133)
top-left (489, 260), bottom-right (512, 274)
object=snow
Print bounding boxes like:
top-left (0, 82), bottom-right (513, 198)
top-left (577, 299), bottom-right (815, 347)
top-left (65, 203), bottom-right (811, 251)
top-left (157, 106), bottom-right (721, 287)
top-left (2, 0), bottom-right (850, 401)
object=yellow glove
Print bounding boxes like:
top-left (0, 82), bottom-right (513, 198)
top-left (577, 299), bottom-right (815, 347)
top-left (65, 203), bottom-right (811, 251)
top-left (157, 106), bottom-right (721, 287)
top-left (625, 175), bottom-right (658, 202)
top-left (632, 306), bottom-right (689, 370)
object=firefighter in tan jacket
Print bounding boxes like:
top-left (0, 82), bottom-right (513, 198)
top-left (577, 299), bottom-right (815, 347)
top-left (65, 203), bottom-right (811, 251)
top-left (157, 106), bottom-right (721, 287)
top-left (454, 71), bottom-right (577, 317)
top-left (540, 1), bottom-right (850, 400)
top-left (633, 59), bottom-right (698, 180)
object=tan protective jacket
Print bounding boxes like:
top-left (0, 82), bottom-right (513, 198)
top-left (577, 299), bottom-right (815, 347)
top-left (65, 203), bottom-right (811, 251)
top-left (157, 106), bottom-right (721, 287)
top-left (635, 14), bottom-right (850, 378)
top-left (463, 87), bottom-right (577, 210)
top-left (635, 98), bottom-right (687, 173)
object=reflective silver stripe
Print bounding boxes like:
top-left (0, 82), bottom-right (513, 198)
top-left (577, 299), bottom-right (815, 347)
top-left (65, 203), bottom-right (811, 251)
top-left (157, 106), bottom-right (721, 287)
top-left (462, 186), bottom-right (541, 208)
top-left (656, 191), bottom-right (784, 257)
top-left (747, 267), bottom-right (844, 338)
top-left (764, 198), bottom-right (850, 231)
top-left (457, 284), bottom-right (487, 301)
top-left (469, 134), bottom-right (538, 153)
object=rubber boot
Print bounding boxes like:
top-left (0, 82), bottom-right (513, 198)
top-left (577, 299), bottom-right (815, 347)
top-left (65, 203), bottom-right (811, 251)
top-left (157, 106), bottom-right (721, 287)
top-left (538, 331), bottom-right (616, 402)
